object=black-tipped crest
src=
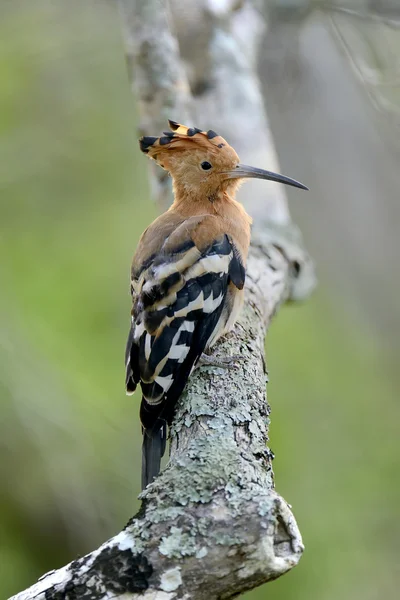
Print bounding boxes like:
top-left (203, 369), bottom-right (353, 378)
top-left (140, 136), bottom-right (158, 153)
top-left (166, 120), bottom-right (220, 139)
top-left (139, 120), bottom-right (227, 158)
top-left (168, 119), bottom-right (180, 131)
top-left (187, 127), bottom-right (202, 136)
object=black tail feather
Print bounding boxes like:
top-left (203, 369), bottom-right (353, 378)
top-left (141, 420), bottom-right (167, 490)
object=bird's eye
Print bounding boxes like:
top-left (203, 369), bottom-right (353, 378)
top-left (201, 161), bottom-right (212, 171)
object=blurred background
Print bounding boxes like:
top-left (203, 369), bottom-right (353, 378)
top-left (0, 0), bottom-right (399, 598)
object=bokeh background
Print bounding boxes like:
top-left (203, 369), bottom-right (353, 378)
top-left (1, 1), bottom-right (399, 598)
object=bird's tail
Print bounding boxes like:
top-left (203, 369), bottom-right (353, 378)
top-left (141, 420), bottom-right (167, 490)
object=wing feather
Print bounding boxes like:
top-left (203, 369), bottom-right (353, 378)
top-left (125, 230), bottom-right (245, 430)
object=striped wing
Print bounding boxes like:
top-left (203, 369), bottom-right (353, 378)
top-left (125, 234), bottom-right (244, 429)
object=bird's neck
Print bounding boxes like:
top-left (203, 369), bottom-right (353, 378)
top-left (170, 186), bottom-right (252, 261)
top-left (171, 186), bottom-right (245, 218)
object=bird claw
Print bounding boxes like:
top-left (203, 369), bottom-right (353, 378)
top-left (198, 352), bottom-right (245, 369)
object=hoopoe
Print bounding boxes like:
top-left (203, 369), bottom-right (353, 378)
top-left (125, 120), bottom-right (307, 489)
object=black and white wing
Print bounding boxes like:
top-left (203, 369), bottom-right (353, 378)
top-left (125, 232), bottom-right (245, 487)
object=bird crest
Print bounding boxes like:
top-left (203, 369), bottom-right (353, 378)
top-left (139, 120), bottom-right (228, 160)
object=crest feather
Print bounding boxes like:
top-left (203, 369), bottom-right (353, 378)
top-left (139, 120), bottom-right (228, 160)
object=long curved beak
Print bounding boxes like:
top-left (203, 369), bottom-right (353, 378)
top-left (226, 164), bottom-right (308, 191)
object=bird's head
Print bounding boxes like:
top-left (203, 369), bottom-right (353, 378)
top-left (139, 120), bottom-right (307, 201)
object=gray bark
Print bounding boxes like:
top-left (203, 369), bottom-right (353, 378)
top-left (10, 1), bottom-right (315, 598)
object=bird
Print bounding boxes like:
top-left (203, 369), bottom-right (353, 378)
top-left (125, 120), bottom-right (307, 489)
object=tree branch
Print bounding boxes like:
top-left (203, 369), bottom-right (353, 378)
top-left (118, 0), bottom-right (192, 211)
top-left (10, 1), bottom-right (315, 598)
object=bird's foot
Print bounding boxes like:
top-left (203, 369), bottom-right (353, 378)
top-left (198, 352), bottom-right (245, 369)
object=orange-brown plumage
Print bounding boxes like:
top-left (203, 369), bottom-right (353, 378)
top-left (126, 120), bottom-right (307, 489)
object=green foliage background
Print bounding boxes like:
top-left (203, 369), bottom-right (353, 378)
top-left (0, 2), bottom-right (398, 599)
